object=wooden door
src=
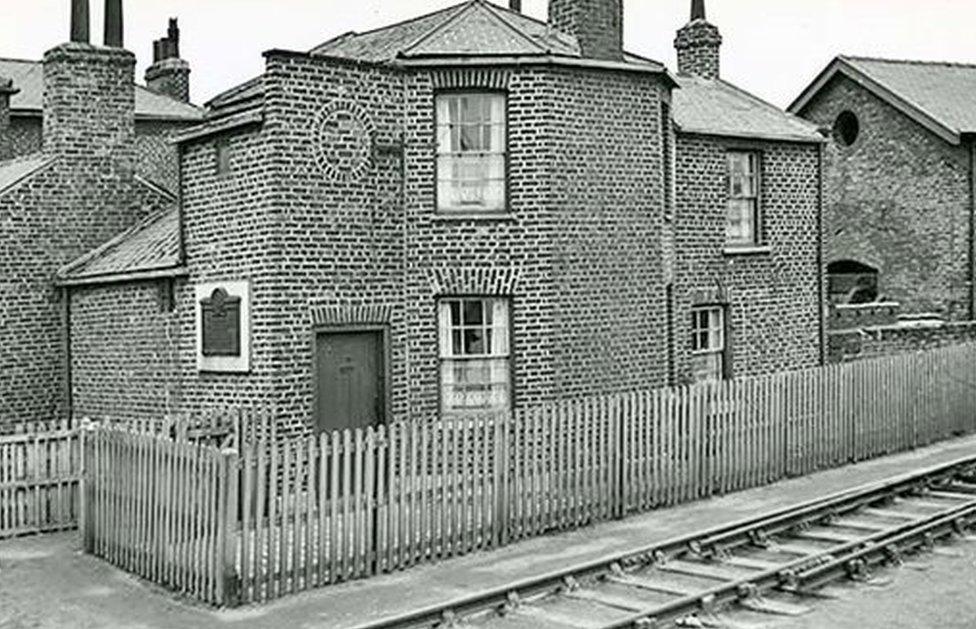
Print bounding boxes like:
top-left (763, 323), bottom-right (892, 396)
top-left (315, 331), bottom-right (386, 433)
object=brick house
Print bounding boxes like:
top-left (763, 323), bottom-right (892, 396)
top-left (791, 56), bottom-right (976, 322)
top-left (0, 1), bottom-right (202, 425)
top-left (669, 1), bottom-right (825, 382)
top-left (57, 0), bottom-right (825, 433)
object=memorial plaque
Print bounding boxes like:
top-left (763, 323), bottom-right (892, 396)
top-left (201, 288), bottom-right (241, 357)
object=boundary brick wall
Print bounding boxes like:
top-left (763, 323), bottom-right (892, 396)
top-left (672, 134), bottom-right (823, 383)
top-left (798, 74), bottom-right (973, 321)
top-left (828, 321), bottom-right (976, 363)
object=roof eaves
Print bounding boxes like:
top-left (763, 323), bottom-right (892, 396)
top-left (395, 54), bottom-right (672, 82)
top-left (171, 109), bottom-right (264, 145)
top-left (57, 265), bottom-right (188, 287)
top-left (789, 57), bottom-right (961, 145)
top-left (675, 125), bottom-right (826, 145)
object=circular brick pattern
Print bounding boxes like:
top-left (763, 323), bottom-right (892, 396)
top-left (313, 104), bottom-right (374, 182)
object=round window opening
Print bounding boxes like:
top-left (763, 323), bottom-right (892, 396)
top-left (834, 110), bottom-right (860, 147)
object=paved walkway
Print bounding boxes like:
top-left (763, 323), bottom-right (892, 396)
top-left (3, 434), bottom-right (976, 629)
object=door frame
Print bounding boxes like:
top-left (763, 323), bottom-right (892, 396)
top-left (311, 323), bottom-right (392, 432)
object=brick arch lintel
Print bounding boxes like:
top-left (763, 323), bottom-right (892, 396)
top-left (310, 304), bottom-right (394, 327)
top-left (430, 68), bottom-right (511, 91)
top-left (426, 266), bottom-right (522, 296)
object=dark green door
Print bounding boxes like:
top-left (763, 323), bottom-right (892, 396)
top-left (315, 331), bottom-right (385, 433)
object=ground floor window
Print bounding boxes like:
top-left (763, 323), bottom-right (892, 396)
top-left (438, 297), bottom-right (511, 412)
top-left (691, 305), bottom-right (726, 383)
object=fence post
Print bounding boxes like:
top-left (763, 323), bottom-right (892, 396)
top-left (495, 412), bottom-right (510, 548)
top-left (216, 448), bottom-right (240, 607)
top-left (79, 422), bottom-right (95, 553)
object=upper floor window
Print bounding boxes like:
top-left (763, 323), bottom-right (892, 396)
top-left (436, 93), bottom-right (507, 213)
top-left (726, 151), bottom-right (761, 247)
top-left (691, 305), bottom-right (726, 383)
top-left (438, 298), bottom-right (511, 412)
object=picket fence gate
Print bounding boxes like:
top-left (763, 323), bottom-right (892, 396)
top-left (81, 342), bottom-right (976, 606)
top-left (0, 419), bottom-right (80, 539)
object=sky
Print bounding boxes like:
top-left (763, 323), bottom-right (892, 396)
top-left (1, 0), bottom-right (975, 108)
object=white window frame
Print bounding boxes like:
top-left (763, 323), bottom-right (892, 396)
top-left (195, 280), bottom-right (251, 373)
top-left (435, 92), bottom-right (507, 214)
top-left (438, 297), bottom-right (512, 413)
top-left (691, 305), bottom-right (725, 383)
top-left (726, 151), bottom-right (761, 246)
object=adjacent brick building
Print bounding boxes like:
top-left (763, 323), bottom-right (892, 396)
top-left (791, 56), bottom-right (976, 322)
top-left (669, 1), bottom-right (824, 383)
top-left (59, 0), bottom-right (825, 432)
top-left (0, 2), bottom-right (201, 425)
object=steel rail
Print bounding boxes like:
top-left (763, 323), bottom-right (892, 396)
top-left (352, 454), bottom-right (976, 629)
top-left (601, 496), bottom-right (976, 628)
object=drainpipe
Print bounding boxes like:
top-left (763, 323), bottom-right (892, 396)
top-left (817, 143), bottom-right (827, 365)
top-left (61, 287), bottom-right (74, 422)
top-left (969, 140), bottom-right (975, 321)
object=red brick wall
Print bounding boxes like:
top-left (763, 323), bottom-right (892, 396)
top-left (672, 134), bottom-right (823, 382)
top-left (797, 74), bottom-right (973, 321)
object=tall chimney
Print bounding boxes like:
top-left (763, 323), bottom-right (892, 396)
top-left (44, 40), bottom-right (135, 171)
top-left (70, 0), bottom-right (90, 44)
top-left (0, 78), bottom-right (18, 161)
top-left (145, 18), bottom-right (192, 103)
top-left (104, 0), bottom-right (124, 48)
top-left (548, 0), bottom-right (624, 61)
top-left (675, 0), bottom-right (722, 79)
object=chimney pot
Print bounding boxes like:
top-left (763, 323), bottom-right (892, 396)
top-left (691, 0), bottom-right (706, 21)
top-left (70, 0), bottom-right (90, 44)
top-left (509, 0), bottom-right (522, 12)
top-left (675, 0), bottom-right (722, 79)
top-left (104, 0), bottom-right (124, 48)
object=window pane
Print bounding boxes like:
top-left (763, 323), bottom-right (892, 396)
top-left (452, 330), bottom-right (462, 356)
top-left (464, 329), bottom-right (486, 355)
top-left (692, 352), bottom-right (723, 383)
top-left (463, 300), bottom-right (484, 326)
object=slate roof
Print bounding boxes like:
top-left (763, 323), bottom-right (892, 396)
top-left (58, 205), bottom-right (183, 283)
top-left (0, 57), bottom-right (203, 122)
top-left (310, 0), bottom-right (662, 71)
top-left (674, 75), bottom-right (823, 144)
top-left (790, 56), bottom-right (976, 145)
top-left (0, 153), bottom-right (55, 196)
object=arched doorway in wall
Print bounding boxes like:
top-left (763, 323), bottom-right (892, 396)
top-left (827, 260), bottom-right (880, 305)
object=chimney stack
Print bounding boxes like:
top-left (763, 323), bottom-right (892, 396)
top-left (675, 0), bottom-right (722, 79)
top-left (510, 0), bottom-right (522, 12)
top-left (0, 78), bottom-right (19, 161)
top-left (548, 0), bottom-right (624, 61)
top-left (104, 0), bottom-right (124, 48)
top-left (70, 0), bottom-right (90, 44)
top-left (44, 0), bottom-right (135, 170)
top-left (145, 18), bottom-right (191, 103)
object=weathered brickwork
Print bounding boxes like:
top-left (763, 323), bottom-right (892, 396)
top-left (673, 134), bottom-right (823, 382)
top-left (70, 280), bottom-right (183, 420)
top-left (674, 20), bottom-right (722, 80)
top-left (145, 58), bottom-right (190, 104)
top-left (7, 116), bottom-right (42, 156)
top-left (0, 43), bottom-right (173, 425)
top-left (548, 0), bottom-right (623, 61)
top-left (134, 120), bottom-right (183, 192)
top-left (799, 74), bottom-right (973, 321)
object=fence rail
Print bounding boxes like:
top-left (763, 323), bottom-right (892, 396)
top-left (82, 343), bottom-right (976, 606)
top-left (0, 420), bottom-right (80, 539)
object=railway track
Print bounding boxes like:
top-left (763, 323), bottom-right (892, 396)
top-left (354, 456), bottom-right (976, 629)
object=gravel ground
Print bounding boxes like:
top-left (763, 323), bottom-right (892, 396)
top-left (716, 535), bottom-right (976, 629)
